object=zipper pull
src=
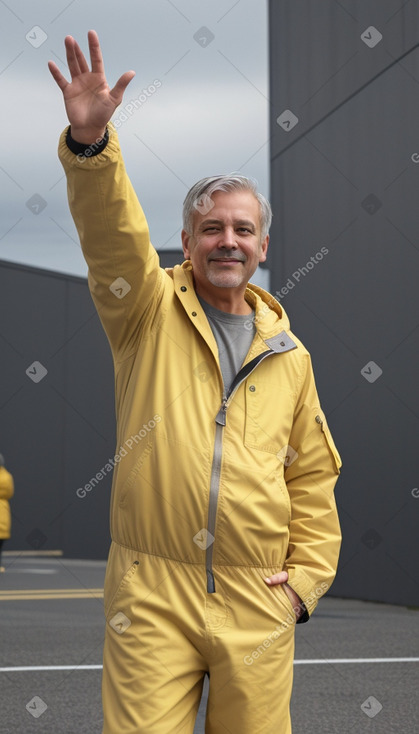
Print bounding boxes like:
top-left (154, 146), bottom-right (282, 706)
top-left (206, 569), bottom-right (216, 593)
top-left (215, 398), bottom-right (227, 426)
top-left (315, 414), bottom-right (325, 432)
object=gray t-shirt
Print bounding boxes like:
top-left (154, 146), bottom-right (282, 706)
top-left (198, 295), bottom-right (256, 397)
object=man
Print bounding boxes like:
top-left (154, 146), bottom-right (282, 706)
top-left (49, 31), bottom-right (342, 734)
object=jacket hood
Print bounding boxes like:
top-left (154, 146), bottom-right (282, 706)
top-left (166, 260), bottom-right (290, 340)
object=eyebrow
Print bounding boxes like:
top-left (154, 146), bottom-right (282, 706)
top-left (198, 219), bottom-right (256, 231)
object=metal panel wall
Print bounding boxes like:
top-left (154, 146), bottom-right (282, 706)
top-left (268, 1), bottom-right (419, 606)
top-left (0, 251), bottom-right (182, 559)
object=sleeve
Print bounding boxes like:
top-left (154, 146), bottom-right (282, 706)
top-left (284, 352), bottom-right (342, 623)
top-left (58, 123), bottom-right (164, 359)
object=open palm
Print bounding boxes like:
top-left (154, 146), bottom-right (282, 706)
top-left (48, 30), bottom-right (135, 141)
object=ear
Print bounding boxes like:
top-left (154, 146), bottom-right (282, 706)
top-left (258, 234), bottom-right (269, 264)
top-left (181, 229), bottom-right (193, 260)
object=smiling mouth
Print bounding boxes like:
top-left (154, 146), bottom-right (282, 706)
top-left (210, 258), bottom-right (244, 263)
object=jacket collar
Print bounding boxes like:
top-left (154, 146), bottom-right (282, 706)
top-left (169, 260), bottom-right (293, 341)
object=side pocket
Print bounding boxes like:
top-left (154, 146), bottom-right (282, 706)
top-left (104, 559), bottom-right (140, 620)
top-left (263, 578), bottom-right (298, 625)
top-left (274, 583), bottom-right (298, 621)
top-left (313, 408), bottom-right (342, 475)
top-left (276, 474), bottom-right (291, 525)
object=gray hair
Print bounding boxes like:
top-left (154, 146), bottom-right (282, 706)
top-left (0, 454), bottom-right (4, 467)
top-left (182, 174), bottom-right (272, 240)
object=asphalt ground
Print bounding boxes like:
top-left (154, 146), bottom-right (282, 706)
top-left (0, 555), bottom-right (418, 734)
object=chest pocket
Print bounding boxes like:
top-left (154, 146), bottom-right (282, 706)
top-left (243, 379), bottom-right (296, 454)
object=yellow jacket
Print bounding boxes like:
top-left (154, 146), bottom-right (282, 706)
top-left (0, 466), bottom-right (14, 539)
top-left (59, 125), bottom-right (341, 622)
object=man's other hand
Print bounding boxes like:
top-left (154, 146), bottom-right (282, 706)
top-left (264, 571), bottom-right (305, 621)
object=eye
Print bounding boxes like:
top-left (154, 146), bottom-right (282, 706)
top-left (237, 227), bottom-right (252, 234)
top-left (204, 227), bottom-right (219, 232)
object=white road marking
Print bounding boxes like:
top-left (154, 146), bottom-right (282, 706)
top-left (1, 658), bottom-right (418, 673)
top-left (1, 665), bottom-right (103, 672)
top-left (293, 657), bottom-right (419, 664)
top-left (7, 569), bottom-right (58, 574)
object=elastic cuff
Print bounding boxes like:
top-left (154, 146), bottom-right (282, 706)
top-left (66, 126), bottom-right (109, 157)
top-left (284, 567), bottom-right (321, 621)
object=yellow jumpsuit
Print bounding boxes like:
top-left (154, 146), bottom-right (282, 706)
top-left (59, 124), bottom-right (342, 734)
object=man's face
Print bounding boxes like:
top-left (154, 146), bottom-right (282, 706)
top-left (181, 190), bottom-right (269, 294)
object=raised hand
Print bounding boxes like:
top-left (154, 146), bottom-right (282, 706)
top-left (48, 30), bottom-right (135, 143)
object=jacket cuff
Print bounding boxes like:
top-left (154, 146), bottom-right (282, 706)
top-left (58, 123), bottom-right (120, 169)
top-left (285, 568), bottom-right (323, 623)
top-left (66, 125), bottom-right (109, 156)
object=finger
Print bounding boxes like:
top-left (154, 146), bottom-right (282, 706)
top-left (109, 70), bottom-right (136, 105)
top-left (87, 30), bottom-right (105, 75)
top-left (74, 39), bottom-right (90, 74)
top-left (48, 60), bottom-right (69, 91)
top-left (65, 36), bottom-right (82, 78)
top-left (263, 571), bottom-right (288, 585)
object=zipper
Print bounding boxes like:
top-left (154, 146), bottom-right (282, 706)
top-left (315, 413), bottom-right (341, 474)
top-left (205, 349), bottom-right (277, 593)
top-left (206, 416), bottom-right (225, 592)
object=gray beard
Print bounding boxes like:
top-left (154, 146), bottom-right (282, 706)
top-left (206, 268), bottom-right (245, 289)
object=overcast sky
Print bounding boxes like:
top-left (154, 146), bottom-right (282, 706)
top-left (0, 0), bottom-right (269, 278)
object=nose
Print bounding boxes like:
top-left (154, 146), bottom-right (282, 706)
top-left (219, 226), bottom-right (237, 249)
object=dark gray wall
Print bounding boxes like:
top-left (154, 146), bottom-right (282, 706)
top-left (268, 1), bottom-right (419, 606)
top-left (0, 252), bottom-right (182, 559)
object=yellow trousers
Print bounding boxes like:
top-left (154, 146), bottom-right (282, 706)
top-left (102, 545), bottom-right (295, 733)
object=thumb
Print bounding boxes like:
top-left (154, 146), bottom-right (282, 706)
top-left (264, 571), bottom-right (289, 586)
top-left (110, 70), bottom-right (136, 105)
